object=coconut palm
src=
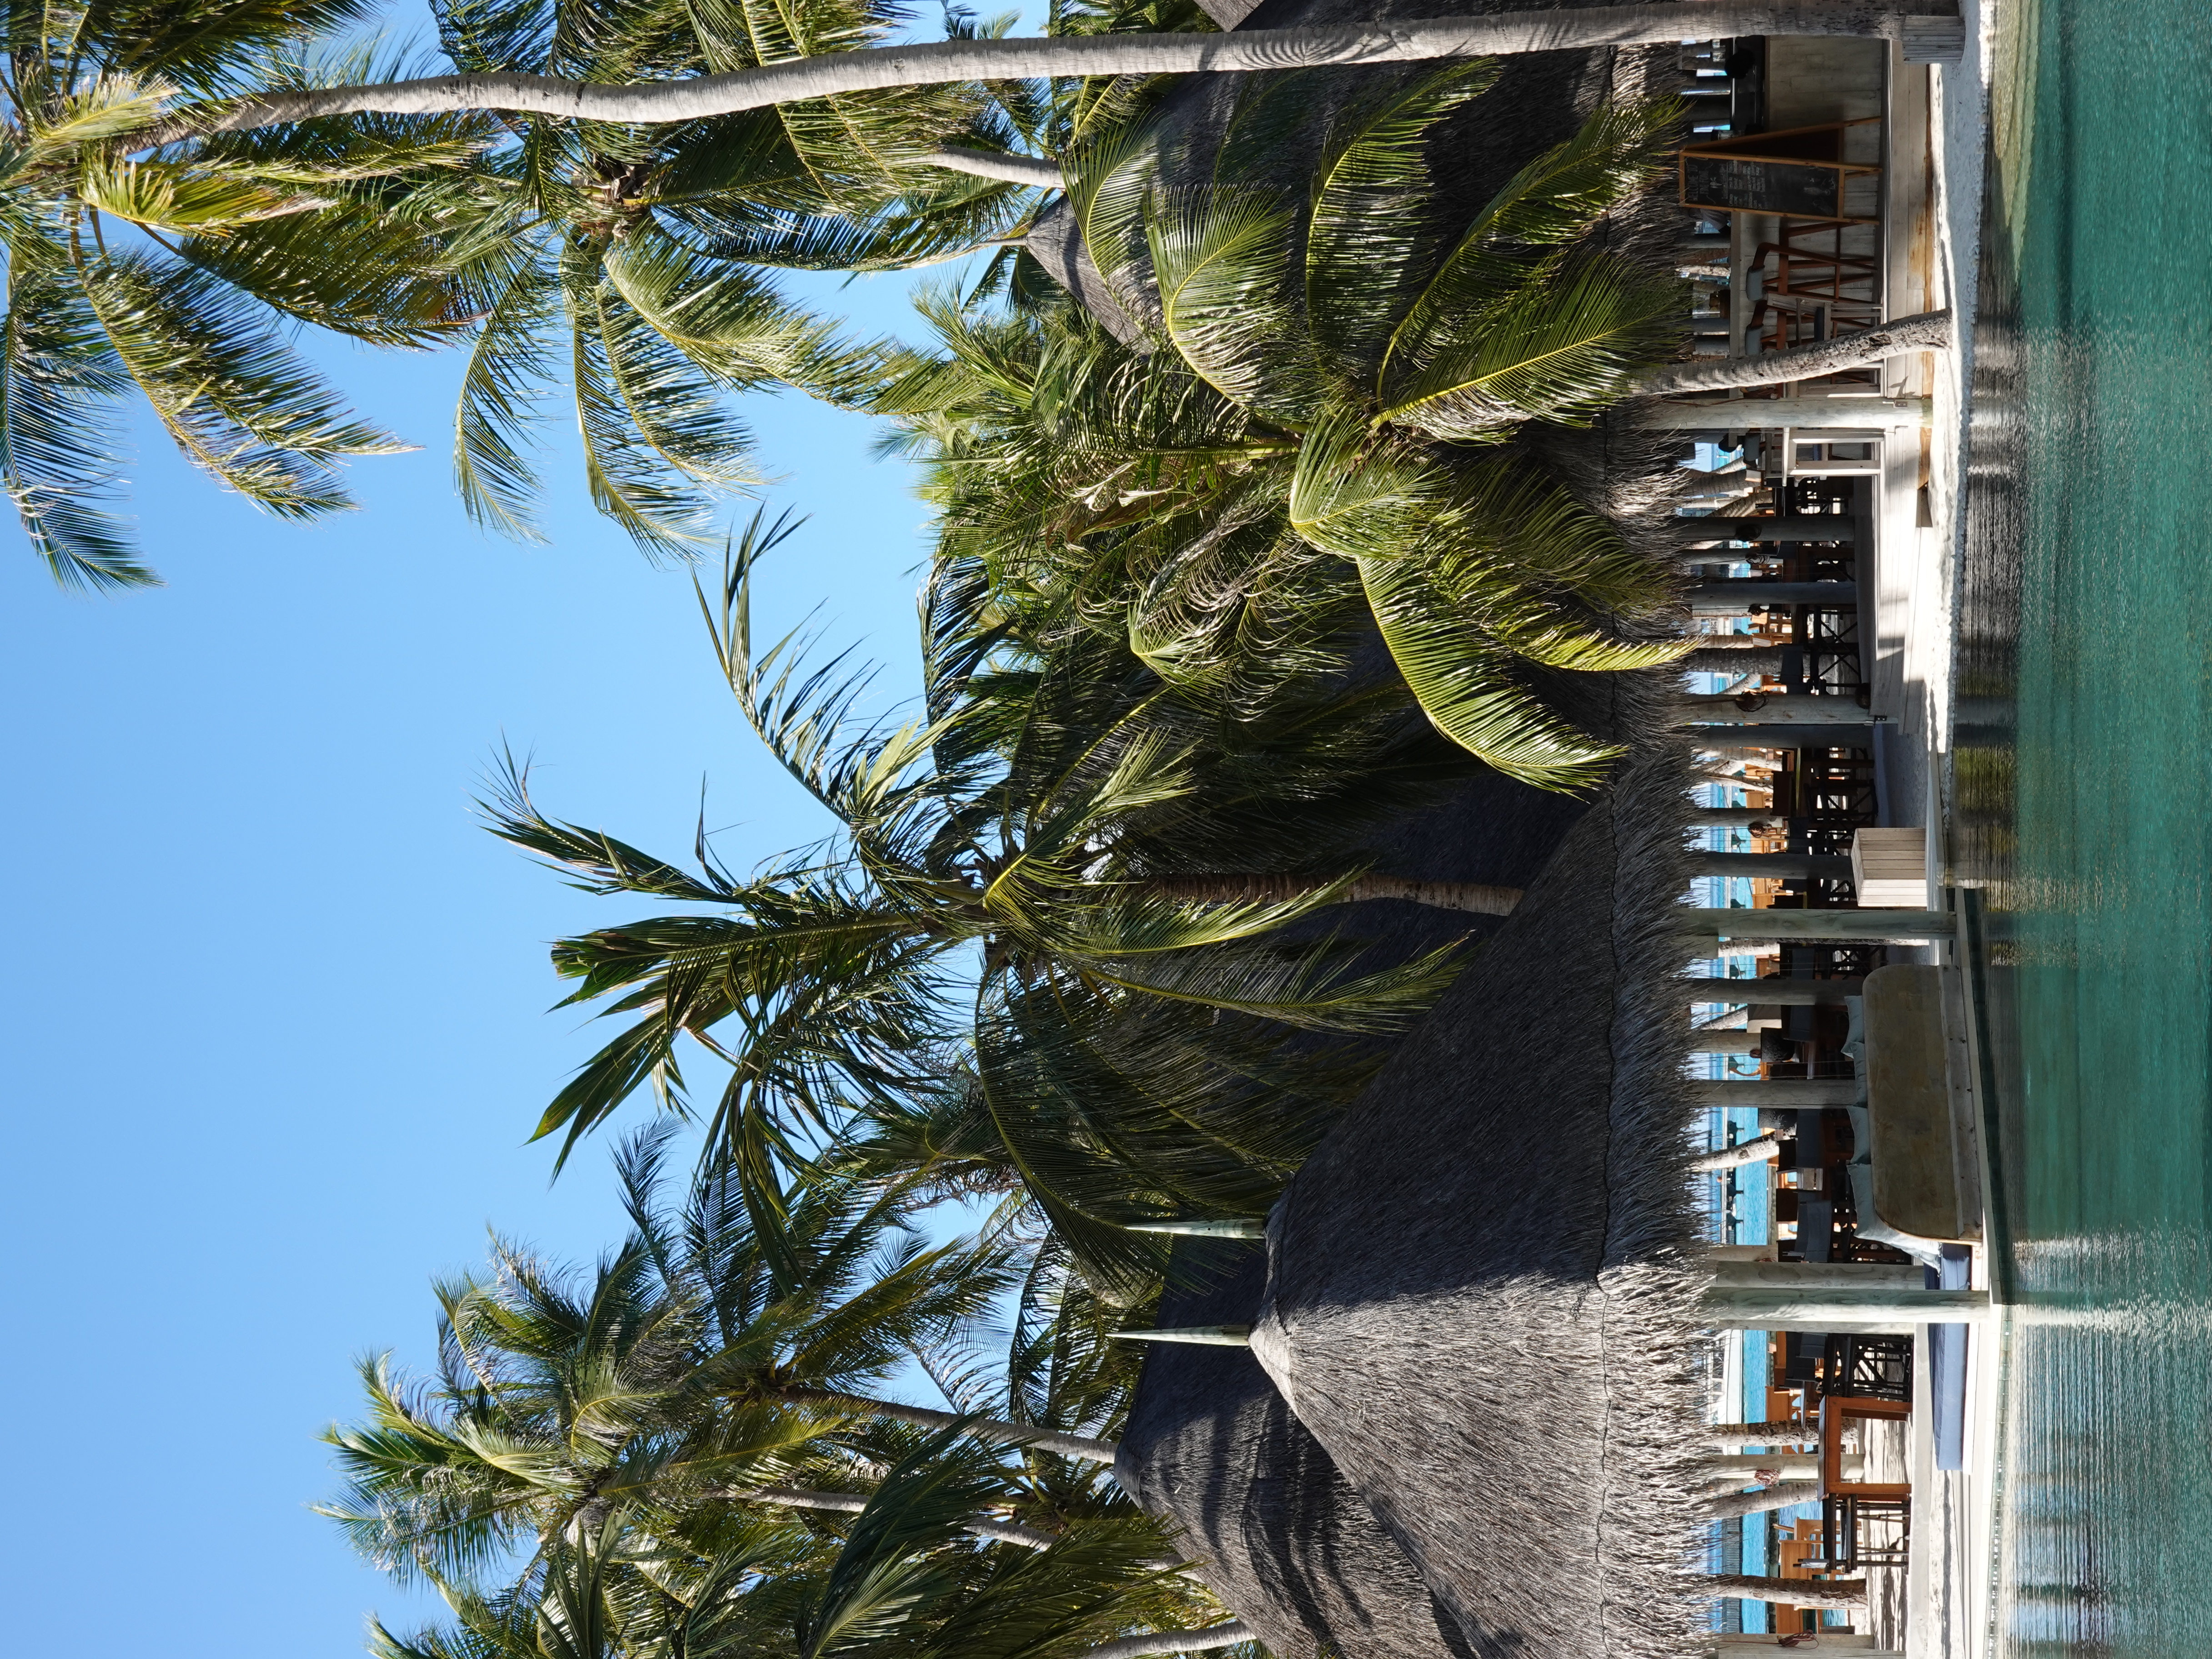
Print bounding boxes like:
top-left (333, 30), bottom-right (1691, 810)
top-left (880, 72), bottom-right (1692, 789)
top-left (332, 1133), bottom-right (1235, 1659)
top-left (14, 0), bottom-right (1222, 581)
top-left (407, 0), bottom-right (1242, 553)
top-left (141, 5), bottom-right (1965, 141)
top-left (321, 1130), bottom-right (1131, 1587)
top-left (0, 12), bottom-right (489, 589)
top-left (484, 506), bottom-right (1487, 1272)
top-left (366, 1435), bottom-right (1237, 1659)
top-left (409, 0), bottom-right (1059, 554)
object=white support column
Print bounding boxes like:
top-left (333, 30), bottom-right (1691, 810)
top-left (1701, 1260), bottom-right (1987, 1332)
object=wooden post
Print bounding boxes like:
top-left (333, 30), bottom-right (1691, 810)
top-left (1685, 807), bottom-right (1787, 829)
top-left (1705, 1451), bottom-right (1843, 1480)
top-left (1692, 1131), bottom-right (1785, 1168)
top-left (1690, 581), bottom-right (1861, 612)
top-left (1689, 1079), bottom-right (1860, 1108)
top-left (1696, 1574), bottom-right (1870, 1610)
top-left (1684, 649), bottom-right (1789, 676)
top-left (1664, 515), bottom-right (1859, 546)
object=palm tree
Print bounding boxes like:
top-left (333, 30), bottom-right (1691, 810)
top-left (0, 13), bottom-right (482, 589)
top-left (366, 1438), bottom-right (1239, 1659)
top-left (320, 1130), bottom-right (1135, 1588)
top-left (333, 1136), bottom-right (1237, 1659)
top-left (881, 74), bottom-right (1691, 789)
top-left (402, 0), bottom-right (1060, 554)
top-left (484, 507), bottom-right (1497, 1273)
top-left (147, 5), bottom-right (1968, 139)
top-left (12, 0), bottom-right (1227, 580)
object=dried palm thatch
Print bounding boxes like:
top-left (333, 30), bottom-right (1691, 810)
top-left (1118, 1241), bottom-right (1478, 1659)
top-left (1112, 744), bottom-right (1618, 1659)
top-left (1249, 679), bottom-right (1709, 1659)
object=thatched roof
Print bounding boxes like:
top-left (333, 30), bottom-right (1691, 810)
top-left (1115, 733), bottom-right (1619, 1659)
top-left (1248, 706), bottom-right (1709, 1659)
top-left (1119, 1240), bottom-right (1478, 1659)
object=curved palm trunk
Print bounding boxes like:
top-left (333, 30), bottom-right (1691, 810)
top-left (1695, 1574), bottom-right (1868, 1610)
top-left (1635, 311), bottom-right (1954, 396)
top-left (1144, 873), bottom-right (1523, 916)
top-left (778, 1385), bottom-right (1120, 1464)
top-left (924, 146), bottom-right (1066, 188)
top-left (177, 5), bottom-right (1966, 137)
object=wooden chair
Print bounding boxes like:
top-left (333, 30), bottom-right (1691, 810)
top-left (1797, 1393), bottom-right (1914, 1572)
top-left (1818, 1393), bottom-right (1910, 1501)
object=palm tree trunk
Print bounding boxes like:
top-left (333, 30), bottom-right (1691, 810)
top-left (1705, 1481), bottom-right (1819, 1520)
top-left (1695, 1574), bottom-right (1868, 1609)
top-left (175, 5), bottom-right (1966, 136)
top-left (744, 1485), bottom-right (1065, 1548)
top-left (776, 1385), bottom-right (1120, 1464)
top-left (1635, 312), bottom-right (1953, 397)
top-left (1078, 1624), bottom-right (1256, 1659)
top-left (1143, 873), bottom-right (1522, 915)
top-left (1705, 1421), bottom-right (1816, 1449)
top-left (923, 146), bottom-right (1066, 188)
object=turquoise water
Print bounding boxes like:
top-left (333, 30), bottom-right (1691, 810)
top-left (1977, 0), bottom-right (2212, 1649)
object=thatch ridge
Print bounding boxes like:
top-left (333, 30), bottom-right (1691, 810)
top-left (1248, 675), bottom-right (1709, 1659)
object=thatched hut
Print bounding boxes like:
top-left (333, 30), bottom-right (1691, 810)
top-left (1247, 714), bottom-right (1708, 1659)
top-left (1119, 1241), bottom-right (1479, 1659)
top-left (1115, 741), bottom-right (1624, 1659)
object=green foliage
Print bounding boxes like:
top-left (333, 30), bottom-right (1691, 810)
top-left (4, 0), bottom-right (1227, 585)
top-left (485, 508), bottom-right (1466, 1285)
top-left (405, 0), bottom-right (1222, 555)
top-left (322, 1129), bottom-right (1021, 1586)
top-left (333, 1136), bottom-right (1227, 1659)
top-left (966, 68), bottom-right (1696, 786)
top-left (0, 18), bottom-right (468, 588)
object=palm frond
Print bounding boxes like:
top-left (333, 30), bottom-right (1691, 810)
top-left (75, 247), bottom-right (407, 517)
top-left (445, 239), bottom-right (560, 539)
top-left (565, 248), bottom-right (755, 560)
top-left (0, 260), bottom-right (143, 589)
top-left (1378, 251), bottom-right (1681, 438)
top-left (1142, 184), bottom-right (1315, 423)
top-left (1302, 60), bottom-right (1495, 379)
top-left (1354, 548), bottom-right (1623, 789)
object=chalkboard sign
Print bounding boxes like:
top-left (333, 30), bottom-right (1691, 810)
top-left (1681, 156), bottom-right (1843, 218)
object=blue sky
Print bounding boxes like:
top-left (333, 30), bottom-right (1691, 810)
top-left (0, 262), bottom-right (969, 1657)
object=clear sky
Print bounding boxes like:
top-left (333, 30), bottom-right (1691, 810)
top-left (0, 261), bottom-right (967, 1656)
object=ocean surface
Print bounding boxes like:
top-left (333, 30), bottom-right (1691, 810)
top-left (1958, 0), bottom-right (2212, 1649)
